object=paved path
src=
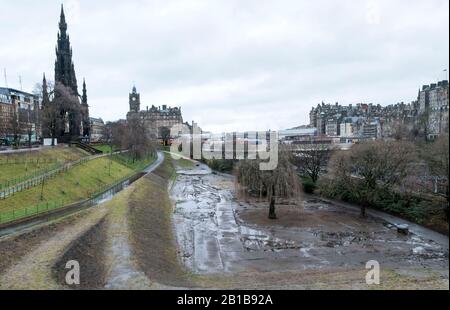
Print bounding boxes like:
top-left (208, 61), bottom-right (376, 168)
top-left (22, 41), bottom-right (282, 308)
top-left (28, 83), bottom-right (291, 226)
top-left (0, 147), bottom-right (47, 155)
top-left (309, 194), bottom-right (449, 251)
top-left (143, 151), bottom-right (164, 173)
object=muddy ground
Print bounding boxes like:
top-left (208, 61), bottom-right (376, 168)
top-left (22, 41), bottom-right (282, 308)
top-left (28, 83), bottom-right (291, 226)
top-left (0, 155), bottom-right (448, 289)
top-left (0, 204), bottom-right (109, 289)
top-left (171, 162), bottom-right (449, 289)
top-left (53, 218), bottom-right (108, 289)
top-left (0, 208), bottom-right (105, 276)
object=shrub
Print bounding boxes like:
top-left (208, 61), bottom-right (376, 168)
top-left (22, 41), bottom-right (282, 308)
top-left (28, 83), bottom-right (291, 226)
top-left (302, 177), bottom-right (316, 194)
top-left (204, 159), bottom-right (234, 173)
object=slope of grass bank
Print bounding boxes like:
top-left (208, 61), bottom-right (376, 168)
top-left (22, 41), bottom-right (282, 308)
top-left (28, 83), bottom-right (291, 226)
top-left (128, 157), bottom-right (193, 287)
top-left (0, 154), bottom-right (156, 214)
top-left (0, 147), bottom-right (89, 186)
top-left (51, 155), bottom-right (188, 289)
top-left (92, 144), bottom-right (116, 154)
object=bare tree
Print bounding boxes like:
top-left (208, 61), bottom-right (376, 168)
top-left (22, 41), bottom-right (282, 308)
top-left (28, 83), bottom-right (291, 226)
top-left (418, 111), bottom-right (431, 142)
top-left (293, 143), bottom-right (331, 183)
top-left (423, 133), bottom-right (449, 215)
top-left (126, 115), bottom-right (156, 161)
top-left (18, 106), bottom-right (36, 148)
top-left (106, 118), bottom-right (157, 162)
top-left (33, 80), bottom-right (54, 99)
top-left (327, 140), bottom-right (416, 217)
top-left (9, 103), bottom-right (22, 149)
top-left (102, 122), bottom-right (114, 149)
top-left (390, 120), bottom-right (412, 141)
top-left (41, 101), bottom-right (60, 146)
top-left (41, 82), bottom-right (79, 145)
top-left (102, 122), bottom-right (115, 175)
top-left (110, 121), bottom-right (127, 150)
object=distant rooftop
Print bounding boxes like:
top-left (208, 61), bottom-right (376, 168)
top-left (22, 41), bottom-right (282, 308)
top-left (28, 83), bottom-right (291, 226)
top-left (0, 87), bottom-right (37, 98)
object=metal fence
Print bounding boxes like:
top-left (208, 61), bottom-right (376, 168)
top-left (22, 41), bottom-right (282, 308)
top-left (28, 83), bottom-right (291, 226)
top-left (0, 200), bottom-right (64, 224)
top-left (0, 162), bottom-right (62, 190)
top-left (0, 170), bottom-right (137, 225)
top-left (0, 154), bottom-right (107, 200)
top-left (0, 150), bottom-right (136, 225)
top-left (0, 157), bottom-right (58, 165)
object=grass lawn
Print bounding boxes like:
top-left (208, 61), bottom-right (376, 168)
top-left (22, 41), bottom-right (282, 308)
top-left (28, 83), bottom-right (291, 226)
top-left (0, 151), bottom-right (158, 214)
top-left (0, 157), bottom-right (135, 213)
top-left (174, 158), bottom-right (195, 169)
top-left (111, 153), bottom-right (157, 171)
top-left (92, 144), bottom-right (116, 154)
top-left (0, 147), bottom-right (89, 186)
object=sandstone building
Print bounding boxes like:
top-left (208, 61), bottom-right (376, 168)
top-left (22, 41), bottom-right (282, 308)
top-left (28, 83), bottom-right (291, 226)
top-left (126, 86), bottom-right (184, 140)
top-left (0, 88), bottom-right (41, 144)
top-left (308, 79), bottom-right (449, 140)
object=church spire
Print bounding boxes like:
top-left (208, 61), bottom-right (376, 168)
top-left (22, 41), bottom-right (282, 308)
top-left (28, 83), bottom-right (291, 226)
top-left (59, 4), bottom-right (67, 37)
top-left (42, 73), bottom-right (50, 107)
top-left (55, 3), bottom-right (78, 95)
top-left (81, 78), bottom-right (88, 105)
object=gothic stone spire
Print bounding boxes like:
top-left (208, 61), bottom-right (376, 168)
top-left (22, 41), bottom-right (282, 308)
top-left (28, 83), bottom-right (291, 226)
top-left (42, 73), bottom-right (50, 107)
top-left (55, 3), bottom-right (78, 95)
top-left (81, 78), bottom-right (88, 105)
top-left (59, 4), bottom-right (67, 37)
top-left (81, 78), bottom-right (90, 137)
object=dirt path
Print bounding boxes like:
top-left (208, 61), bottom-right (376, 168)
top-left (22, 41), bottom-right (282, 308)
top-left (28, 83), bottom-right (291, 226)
top-left (103, 191), bottom-right (152, 289)
top-left (311, 194), bottom-right (449, 251)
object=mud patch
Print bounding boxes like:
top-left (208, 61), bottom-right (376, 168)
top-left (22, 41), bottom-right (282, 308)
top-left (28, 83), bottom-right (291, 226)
top-left (52, 217), bottom-right (108, 289)
top-left (172, 166), bottom-right (449, 280)
top-left (0, 209), bottom-right (101, 275)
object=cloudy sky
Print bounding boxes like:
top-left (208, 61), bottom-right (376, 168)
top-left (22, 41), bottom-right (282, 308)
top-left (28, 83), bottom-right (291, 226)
top-left (0, 0), bottom-right (448, 132)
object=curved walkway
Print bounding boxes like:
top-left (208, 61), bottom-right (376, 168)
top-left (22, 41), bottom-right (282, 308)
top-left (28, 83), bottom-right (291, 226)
top-left (309, 194), bottom-right (449, 251)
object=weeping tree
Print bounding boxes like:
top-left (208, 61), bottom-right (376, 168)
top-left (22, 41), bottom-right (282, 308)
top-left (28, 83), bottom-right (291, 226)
top-left (235, 148), bottom-right (302, 219)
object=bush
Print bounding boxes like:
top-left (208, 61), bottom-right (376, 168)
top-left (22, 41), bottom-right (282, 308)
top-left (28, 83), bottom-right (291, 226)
top-left (318, 177), bottom-right (443, 227)
top-left (302, 177), bottom-right (316, 194)
top-left (204, 159), bottom-right (234, 173)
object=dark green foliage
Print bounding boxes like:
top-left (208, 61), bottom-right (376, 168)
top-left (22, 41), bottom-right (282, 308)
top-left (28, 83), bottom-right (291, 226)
top-left (203, 159), bottom-right (235, 173)
top-left (302, 177), bottom-right (316, 194)
top-left (318, 177), bottom-right (444, 227)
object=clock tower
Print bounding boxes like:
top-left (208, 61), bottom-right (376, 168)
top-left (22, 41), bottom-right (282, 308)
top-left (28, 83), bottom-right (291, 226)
top-left (129, 85), bottom-right (141, 113)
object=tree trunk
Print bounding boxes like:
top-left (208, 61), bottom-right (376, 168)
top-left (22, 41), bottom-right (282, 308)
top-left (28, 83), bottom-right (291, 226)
top-left (360, 204), bottom-right (366, 218)
top-left (269, 184), bottom-right (277, 219)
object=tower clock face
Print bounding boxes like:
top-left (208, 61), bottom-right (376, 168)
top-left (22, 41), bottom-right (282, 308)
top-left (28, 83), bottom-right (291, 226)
top-left (132, 97), bottom-right (136, 101)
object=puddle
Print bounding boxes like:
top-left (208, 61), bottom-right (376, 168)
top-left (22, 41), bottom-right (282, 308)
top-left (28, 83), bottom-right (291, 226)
top-left (172, 163), bottom-right (449, 275)
top-left (240, 225), bottom-right (301, 252)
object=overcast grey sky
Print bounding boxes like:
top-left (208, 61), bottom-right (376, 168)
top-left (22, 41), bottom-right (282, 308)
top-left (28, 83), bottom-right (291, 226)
top-left (0, 0), bottom-right (448, 132)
